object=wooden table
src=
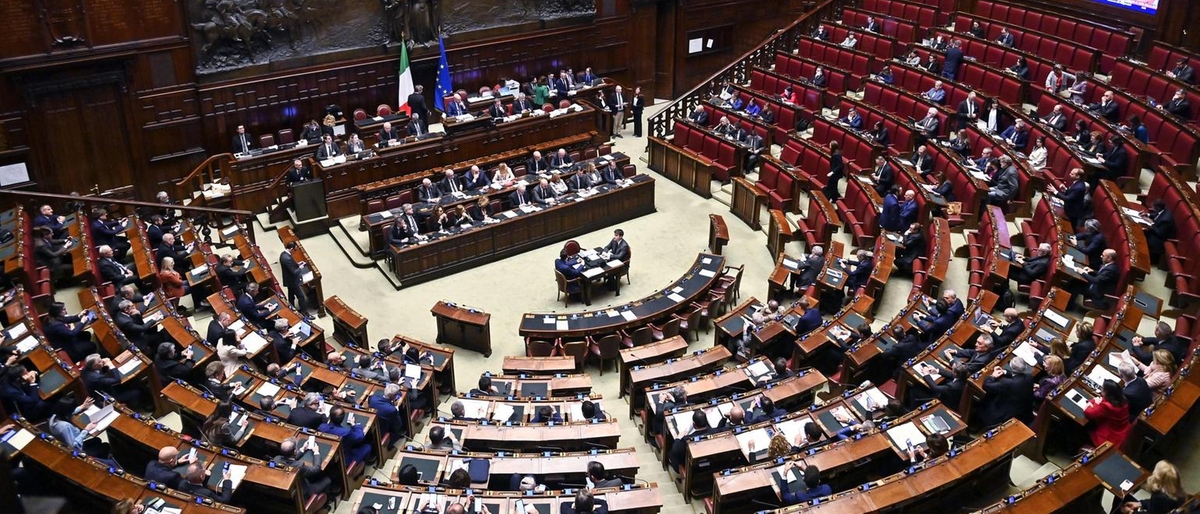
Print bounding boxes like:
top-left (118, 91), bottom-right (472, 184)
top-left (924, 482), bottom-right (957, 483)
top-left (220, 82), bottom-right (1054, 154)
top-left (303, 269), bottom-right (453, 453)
top-left (431, 301), bottom-right (492, 357)
top-left (502, 355), bottom-right (578, 375)
top-left (626, 345), bottom-right (732, 418)
top-left (618, 336), bottom-right (689, 398)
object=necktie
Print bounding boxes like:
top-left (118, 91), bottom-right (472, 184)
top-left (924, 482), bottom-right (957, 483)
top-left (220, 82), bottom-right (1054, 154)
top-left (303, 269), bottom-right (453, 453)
top-left (407, 215), bottom-right (416, 230)
top-left (325, 144), bottom-right (332, 156)
top-left (450, 179), bottom-right (458, 193)
top-left (413, 124), bottom-right (420, 136)
top-left (240, 135), bottom-right (247, 151)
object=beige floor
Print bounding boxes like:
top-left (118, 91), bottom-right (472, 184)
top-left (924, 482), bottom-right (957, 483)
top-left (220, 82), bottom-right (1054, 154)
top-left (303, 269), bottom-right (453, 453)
top-left (59, 99), bottom-right (1200, 512)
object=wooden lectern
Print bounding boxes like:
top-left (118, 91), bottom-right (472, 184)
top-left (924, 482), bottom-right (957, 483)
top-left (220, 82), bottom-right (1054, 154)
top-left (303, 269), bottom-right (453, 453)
top-left (430, 301), bottom-right (492, 357)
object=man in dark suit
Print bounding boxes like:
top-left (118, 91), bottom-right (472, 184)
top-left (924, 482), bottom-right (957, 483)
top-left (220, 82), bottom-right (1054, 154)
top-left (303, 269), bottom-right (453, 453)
top-left (145, 446), bottom-right (190, 489)
top-left (287, 393), bottom-right (326, 429)
top-left (377, 122), bottom-right (400, 145)
top-left (216, 254), bottom-right (249, 296)
top-left (1012, 243), bottom-right (1052, 286)
top-left (999, 120), bottom-right (1029, 150)
top-left (1082, 249), bottom-right (1120, 309)
top-left (154, 342), bottom-right (194, 383)
top-left (942, 40), bottom-right (964, 81)
top-left (445, 93), bottom-right (469, 116)
top-left (318, 407), bottom-right (372, 465)
top-left (745, 131), bottom-right (765, 170)
top-left (1065, 329), bottom-right (1095, 373)
top-left (156, 233), bottom-right (191, 271)
top-left (487, 99), bottom-right (506, 118)
top-left (1160, 89), bottom-right (1191, 119)
top-left (1119, 362), bottom-right (1152, 422)
top-left (1090, 91), bottom-right (1120, 122)
top-left (991, 308), bottom-right (1026, 347)
top-left (1144, 199), bottom-right (1175, 258)
top-left (631, 86), bottom-right (645, 137)
top-left (911, 145), bottom-right (934, 176)
top-left (549, 148), bottom-right (573, 168)
top-left (513, 93), bottom-right (534, 114)
top-left (417, 178), bottom-right (442, 203)
top-left (1169, 58), bottom-right (1194, 84)
top-left (913, 108), bottom-right (939, 147)
top-left (273, 438), bottom-right (331, 498)
top-left (509, 184), bottom-right (533, 208)
top-left (285, 159), bottom-right (313, 186)
top-left (237, 282), bottom-right (272, 329)
top-left (532, 178), bottom-right (559, 206)
top-left (280, 241), bottom-right (309, 315)
top-left (1099, 137), bottom-right (1128, 183)
top-left (928, 362), bottom-right (969, 407)
top-left (81, 354), bottom-right (140, 405)
top-left (838, 107), bottom-right (862, 130)
top-left (315, 134), bottom-right (341, 160)
top-left (1049, 167), bottom-right (1088, 229)
top-left (871, 156), bottom-right (894, 195)
top-left (231, 124), bottom-right (254, 154)
top-left (527, 151), bottom-right (550, 175)
top-left (842, 248), bottom-right (874, 295)
top-left (602, 229), bottom-right (630, 262)
top-left (950, 333), bottom-right (998, 372)
top-left (96, 245), bottom-right (139, 290)
top-left (977, 358), bottom-right (1034, 427)
top-left (33, 204), bottom-right (68, 239)
top-left (996, 27), bottom-right (1015, 47)
top-left (688, 105), bottom-right (709, 125)
top-left (177, 464), bottom-right (234, 503)
top-left (206, 313), bottom-right (235, 346)
top-left (1041, 104), bottom-right (1068, 132)
top-left (898, 190), bottom-right (918, 228)
top-left (956, 92), bottom-right (979, 130)
top-left (790, 245), bottom-right (824, 293)
top-left (438, 169), bottom-right (463, 195)
top-left (1131, 321), bottom-right (1186, 366)
top-left (90, 208), bottom-right (130, 261)
top-left (864, 15), bottom-right (879, 33)
top-left (811, 24), bottom-right (831, 41)
top-left (405, 116), bottom-right (425, 138)
top-left (114, 299), bottom-right (160, 354)
top-left (986, 156), bottom-right (1019, 206)
top-left (1075, 219), bottom-right (1107, 269)
top-left (669, 410), bottom-right (717, 470)
top-left (895, 223), bottom-right (926, 274)
top-left (880, 186), bottom-right (902, 233)
top-left (368, 384), bottom-right (406, 449)
top-left (408, 85), bottom-right (430, 128)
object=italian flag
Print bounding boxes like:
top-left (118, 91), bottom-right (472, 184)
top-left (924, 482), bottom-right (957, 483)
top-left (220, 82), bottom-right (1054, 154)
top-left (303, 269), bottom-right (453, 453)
top-left (397, 43), bottom-right (414, 115)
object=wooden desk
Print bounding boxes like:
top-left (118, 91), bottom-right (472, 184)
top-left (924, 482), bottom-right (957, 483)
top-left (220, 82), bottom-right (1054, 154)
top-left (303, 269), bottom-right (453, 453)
top-left (431, 301), bottom-right (492, 357)
top-left (767, 209), bottom-right (794, 261)
top-left (974, 442), bottom-right (1146, 513)
top-left (626, 345), bottom-right (731, 419)
top-left (430, 419), bottom-right (622, 452)
top-left (502, 356), bottom-right (577, 375)
top-left (730, 177), bottom-right (767, 230)
top-left (324, 295), bottom-right (369, 348)
top-left (276, 225), bottom-right (326, 317)
top-left (647, 136), bottom-right (716, 199)
top-left (520, 253), bottom-right (725, 340)
top-left (385, 175), bottom-right (655, 287)
top-left (467, 373), bottom-right (593, 399)
top-left (618, 336), bottom-right (689, 398)
top-left (709, 214), bottom-right (730, 255)
top-left (352, 482), bottom-right (662, 514)
top-left (388, 447), bottom-right (640, 487)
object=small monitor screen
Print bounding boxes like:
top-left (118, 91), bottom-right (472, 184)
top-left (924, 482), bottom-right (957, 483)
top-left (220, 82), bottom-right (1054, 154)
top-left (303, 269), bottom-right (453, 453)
top-left (1092, 0), bottom-right (1158, 14)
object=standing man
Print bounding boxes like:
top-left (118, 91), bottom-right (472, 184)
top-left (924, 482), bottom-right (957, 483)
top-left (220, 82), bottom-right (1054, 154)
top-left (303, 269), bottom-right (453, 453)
top-left (631, 87), bottom-right (645, 138)
top-left (611, 86), bottom-right (627, 138)
top-left (408, 85), bottom-right (430, 131)
top-left (280, 241), bottom-right (310, 316)
top-left (231, 125), bottom-right (254, 154)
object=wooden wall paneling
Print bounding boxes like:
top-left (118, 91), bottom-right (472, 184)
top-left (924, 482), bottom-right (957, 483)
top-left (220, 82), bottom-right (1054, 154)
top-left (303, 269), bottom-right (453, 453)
top-left (628, 2), bottom-right (659, 100)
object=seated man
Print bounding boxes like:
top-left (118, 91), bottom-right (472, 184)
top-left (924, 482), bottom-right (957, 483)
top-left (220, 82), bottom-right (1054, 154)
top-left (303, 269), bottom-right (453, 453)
top-left (587, 461), bottom-right (623, 488)
top-left (776, 464), bottom-right (833, 505)
top-left (96, 245), bottom-right (139, 290)
top-left (81, 354), bottom-right (140, 405)
top-left (999, 120), bottom-right (1030, 150)
top-left (368, 383), bottom-right (406, 448)
top-left (274, 437), bottom-right (332, 498)
top-left (236, 282), bottom-right (272, 329)
top-left (977, 358), bottom-right (1034, 427)
top-left (839, 108), bottom-right (863, 130)
top-left (985, 156), bottom-right (1018, 206)
top-left (531, 405), bottom-right (563, 423)
top-left (318, 407), bottom-right (372, 465)
top-left (145, 446), bottom-right (191, 489)
top-left (315, 134), bottom-right (342, 160)
top-left (532, 178), bottom-right (559, 206)
top-left (922, 81), bottom-right (947, 105)
top-left (562, 490), bottom-right (609, 514)
top-left (842, 248), bottom-right (875, 295)
top-left (550, 148), bottom-right (574, 168)
top-left (216, 254), bottom-right (249, 296)
top-left (945, 334), bottom-right (1000, 374)
top-left (1081, 249), bottom-right (1120, 310)
top-left (417, 178), bottom-right (442, 203)
top-left (438, 169), bottom-right (464, 195)
top-left (1011, 243), bottom-right (1052, 285)
top-left (177, 463), bottom-right (234, 503)
top-left (990, 308), bottom-right (1026, 347)
top-left (509, 183), bottom-right (534, 208)
top-left (1041, 104), bottom-right (1068, 132)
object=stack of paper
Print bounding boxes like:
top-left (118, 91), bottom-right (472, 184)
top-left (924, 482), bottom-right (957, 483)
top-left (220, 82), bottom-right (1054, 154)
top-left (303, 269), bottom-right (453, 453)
top-left (735, 428), bottom-right (772, 456)
top-left (776, 418), bottom-right (812, 445)
top-left (491, 403), bottom-right (515, 422)
top-left (117, 357), bottom-right (142, 375)
top-left (242, 332), bottom-right (269, 354)
top-left (1011, 342), bottom-right (1043, 367)
top-left (885, 422), bottom-right (927, 450)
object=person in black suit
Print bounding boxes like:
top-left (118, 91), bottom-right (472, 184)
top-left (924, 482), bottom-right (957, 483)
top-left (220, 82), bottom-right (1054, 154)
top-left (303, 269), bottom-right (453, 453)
top-left (114, 299), bottom-right (161, 354)
top-left (566, 168), bottom-right (591, 192)
top-left (155, 342), bottom-right (195, 383)
top-left (603, 229), bottom-right (630, 263)
top-left (377, 122), bottom-right (400, 145)
top-left (408, 84), bottom-right (430, 129)
top-left (871, 156), bottom-right (894, 195)
top-left (237, 282), bottom-right (272, 329)
top-left (1047, 168), bottom-right (1088, 229)
top-left (1159, 89), bottom-right (1191, 119)
top-left (33, 204), bottom-right (69, 239)
top-left (687, 105), bottom-right (709, 125)
top-left (910, 145), bottom-right (933, 176)
top-left (926, 362), bottom-right (969, 409)
top-left (145, 446), bottom-right (191, 489)
top-left (487, 99), bottom-right (507, 118)
top-left (990, 308), bottom-right (1026, 347)
top-left (206, 312), bottom-right (235, 346)
top-left (406, 116), bottom-right (425, 138)
top-left (879, 324), bottom-right (924, 378)
top-left (178, 463), bottom-right (234, 503)
top-left (977, 358), bottom-right (1034, 427)
top-left (96, 245), bottom-right (138, 290)
top-left (1131, 321), bottom-right (1187, 366)
top-left (823, 141), bottom-right (844, 200)
top-left (416, 178), bottom-right (442, 203)
top-left (996, 27), bottom-right (1015, 47)
top-left (285, 159), bottom-right (313, 186)
top-left (895, 223), bottom-right (925, 274)
top-left (811, 24), bottom-right (831, 41)
top-left (513, 92), bottom-right (535, 114)
top-left (1064, 322), bottom-right (1095, 373)
top-left (462, 165), bottom-right (488, 190)
top-left (156, 233), bottom-right (191, 272)
top-left (946, 334), bottom-right (998, 373)
top-left (1089, 91), bottom-right (1120, 123)
top-left (923, 53), bottom-right (941, 75)
top-left (44, 303), bottom-right (94, 364)
top-left (549, 148), bottom-right (574, 168)
top-left (532, 178), bottom-right (559, 206)
top-left (90, 208), bottom-right (130, 262)
top-left (388, 205), bottom-right (423, 245)
top-left (1011, 243), bottom-right (1052, 286)
top-left (216, 254), bottom-right (249, 297)
top-left (789, 245), bottom-right (824, 293)
top-left (231, 125), bottom-right (254, 154)
top-left (842, 248), bottom-right (874, 295)
top-left (1169, 58), bottom-right (1194, 84)
top-left (280, 241), bottom-right (309, 315)
top-left (1118, 362), bottom-right (1152, 421)
top-left (610, 85), bottom-right (628, 138)
top-left (527, 151), bottom-right (550, 175)
top-left (438, 169), bottom-right (463, 195)
top-left (287, 393), bottom-right (326, 429)
top-left (509, 183), bottom-right (533, 208)
top-left (942, 40), bottom-right (964, 81)
top-left (956, 92), bottom-right (979, 131)
top-left (1144, 199), bottom-right (1175, 262)
top-left (562, 489), bottom-right (609, 514)
top-left (81, 354), bottom-right (140, 405)
top-left (315, 134), bottom-right (341, 160)
top-left (1098, 135), bottom-right (1128, 184)
top-left (1081, 249), bottom-right (1120, 309)
top-left (144, 214), bottom-right (167, 250)
top-left (1075, 219), bottom-right (1107, 269)
top-left (669, 409), bottom-right (716, 470)
top-left (631, 86), bottom-right (645, 137)
top-left (968, 21), bottom-right (984, 39)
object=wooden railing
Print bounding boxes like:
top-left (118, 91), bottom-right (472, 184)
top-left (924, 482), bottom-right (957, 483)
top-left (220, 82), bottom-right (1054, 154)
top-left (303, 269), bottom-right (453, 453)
top-left (173, 152), bottom-right (234, 206)
top-left (0, 189), bottom-right (258, 245)
top-left (647, 0), bottom-right (846, 140)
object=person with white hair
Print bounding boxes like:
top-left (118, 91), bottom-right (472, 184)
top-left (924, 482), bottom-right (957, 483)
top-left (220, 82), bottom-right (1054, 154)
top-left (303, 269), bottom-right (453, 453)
top-left (1119, 361), bottom-right (1152, 420)
top-left (368, 383), bottom-right (406, 448)
top-left (977, 357), bottom-right (1034, 428)
top-left (287, 392), bottom-right (326, 429)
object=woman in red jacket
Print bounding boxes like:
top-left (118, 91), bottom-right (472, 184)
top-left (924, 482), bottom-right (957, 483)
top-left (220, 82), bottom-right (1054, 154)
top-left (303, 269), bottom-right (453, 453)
top-left (157, 256), bottom-right (190, 313)
top-left (1084, 379), bottom-right (1131, 449)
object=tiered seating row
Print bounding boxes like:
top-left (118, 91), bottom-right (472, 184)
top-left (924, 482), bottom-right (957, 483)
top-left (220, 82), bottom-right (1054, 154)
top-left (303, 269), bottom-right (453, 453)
top-left (973, 0), bottom-right (1133, 72)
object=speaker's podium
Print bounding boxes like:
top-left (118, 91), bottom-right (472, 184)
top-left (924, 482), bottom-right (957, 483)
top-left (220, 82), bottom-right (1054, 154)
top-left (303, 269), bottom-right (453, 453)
top-left (288, 179), bottom-right (328, 239)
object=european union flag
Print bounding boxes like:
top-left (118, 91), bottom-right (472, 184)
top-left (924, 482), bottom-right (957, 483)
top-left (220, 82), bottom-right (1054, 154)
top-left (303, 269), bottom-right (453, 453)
top-left (434, 34), bottom-right (453, 111)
